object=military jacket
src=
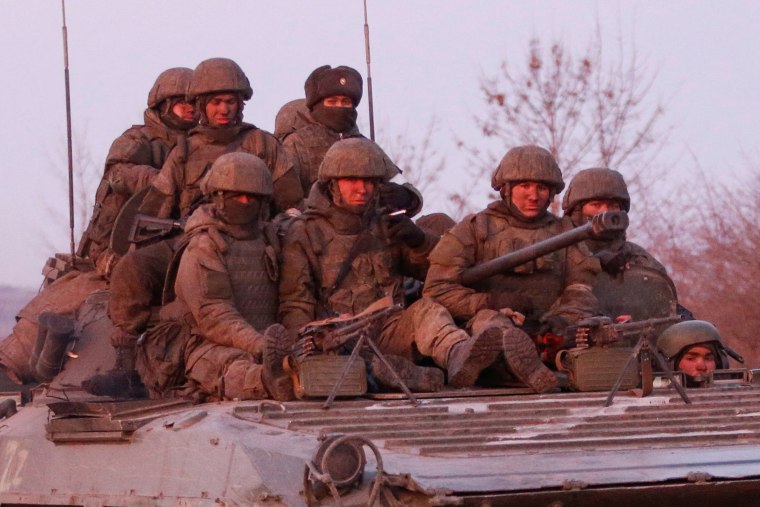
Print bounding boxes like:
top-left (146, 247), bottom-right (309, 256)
top-left (281, 111), bottom-right (362, 195)
top-left (424, 201), bottom-right (596, 328)
top-left (149, 122), bottom-right (302, 219)
top-left (175, 205), bottom-right (280, 360)
top-left (78, 108), bottom-right (184, 262)
top-left (278, 185), bottom-right (436, 333)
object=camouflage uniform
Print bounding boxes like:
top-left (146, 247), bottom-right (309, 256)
top-left (279, 139), bottom-right (463, 386)
top-left (423, 146), bottom-right (598, 392)
top-left (136, 153), bottom-right (293, 401)
top-left (78, 67), bottom-right (194, 267)
top-left (562, 168), bottom-right (680, 320)
top-left (279, 65), bottom-right (365, 196)
top-left (141, 58), bottom-right (303, 220)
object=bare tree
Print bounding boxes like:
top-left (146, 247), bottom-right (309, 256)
top-left (453, 28), bottom-right (667, 216)
top-left (645, 161), bottom-right (760, 366)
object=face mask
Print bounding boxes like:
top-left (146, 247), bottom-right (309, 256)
top-left (311, 103), bottom-right (357, 133)
top-left (215, 195), bottom-right (261, 225)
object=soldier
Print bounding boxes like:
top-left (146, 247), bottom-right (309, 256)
top-left (0, 68), bottom-right (195, 386)
top-left (90, 58), bottom-right (304, 396)
top-left (135, 152), bottom-right (294, 401)
top-left (280, 65), bottom-right (364, 195)
top-left (78, 67), bottom-right (195, 273)
top-left (656, 320), bottom-right (739, 387)
top-left (279, 137), bottom-right (493, 392)
top-left (561, 168), bottom-right (687, 320)
top-left (140, 57), bottom-right (303, 220)
top-left (423, 146), bottom-right (599, 393)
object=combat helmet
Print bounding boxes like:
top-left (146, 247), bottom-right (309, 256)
top-left (304, 65), bottom-right (363, 110)
top-left (147, 67), bottom-right (193, 108)
top-left (187, 58), bottom-right (253, 101)
top-left (491, 145), bottom-right (565, 193)
top-left (562, 168), bottom-right (631, 214)
top-left (318, 138), bottom-right (398, 183)
top-left (200, 152), bottom-right (273, 197)
top-left (657, 320), bottom-right (736, 369)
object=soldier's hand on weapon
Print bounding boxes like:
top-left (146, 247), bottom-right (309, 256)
top-left (381, 212), bottom-right (426, 248)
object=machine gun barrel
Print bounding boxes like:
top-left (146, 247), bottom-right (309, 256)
top-left (461, 211), bottom-right (629, 286)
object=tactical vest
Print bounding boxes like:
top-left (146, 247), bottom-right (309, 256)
top-left (223, 237), bottom-right (279, 331)
top-left (288, 124), bottom-right (340, 192)
top-left (307, 220), bottom-right (402, 318)
top-left (470, 212), bottom-right (565, 322)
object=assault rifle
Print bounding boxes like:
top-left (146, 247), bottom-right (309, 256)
top-left (461, 211), bottom-right (628, 286)
top-left (127, 214), bottom-right (185, 246)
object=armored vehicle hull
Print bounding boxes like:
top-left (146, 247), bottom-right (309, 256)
top-left (2, 289), bottom-right (760, 506)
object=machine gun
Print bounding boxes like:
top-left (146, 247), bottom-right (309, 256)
top-left (288, 297), bottom-right (418, 408)
top-left (566, 315), bottom-right (684, 349)
top-left (461, 211), bottom-right (628, 286)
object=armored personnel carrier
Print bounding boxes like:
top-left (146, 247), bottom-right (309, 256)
top-left (2, 215), bottom-right (760, 506)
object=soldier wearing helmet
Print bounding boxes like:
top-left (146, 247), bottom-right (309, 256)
top-left (141, 57), bottom-right (303, 221)
top-left (134, 153), bottom-right (295, 401)
top-left (656, 320), bottom-right (742, 387)
top-left (562, 168), bottom-right (687, 321)
top-left (78, 67), bottom-right (195, 270)
top-left (423, 146), bottom-right (599, 393)
top-left (278, 138), bottom-right (458, 392)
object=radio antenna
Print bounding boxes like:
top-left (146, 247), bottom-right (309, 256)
top-left (362, 0), bottom-right (375, 141)
top-left (61, 0), bottom-right (76, 258)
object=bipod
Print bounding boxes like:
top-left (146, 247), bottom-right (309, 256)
top-left (322, 331), bottom-right (418, 410)
top-left (605, 331), bottom-right (691, 407)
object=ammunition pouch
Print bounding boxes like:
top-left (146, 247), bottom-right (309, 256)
top-left (557, 347), bottom-right (640, 392)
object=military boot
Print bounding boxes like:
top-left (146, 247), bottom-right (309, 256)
top-left (446, 326), bottom-right (503, 388)
top-left (32, 312), bottom-right (75, 382)
top-left (262, 324), bottom-right (296, 402)
top-left (502, 326), bottom-right (558, 393)
top-left (82, 346), bottom-right (148, 399)
top-left (369, 355), bottom-right (444, 393)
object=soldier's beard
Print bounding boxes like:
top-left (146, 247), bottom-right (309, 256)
top-left (311, 104), bottom-right (357, 133)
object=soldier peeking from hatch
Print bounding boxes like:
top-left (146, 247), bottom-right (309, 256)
top-left (657, 320), bottom-right (743, 388)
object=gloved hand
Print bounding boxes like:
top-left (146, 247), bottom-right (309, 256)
top-left (381, 213), bottom-right (426, 248)
top-left (595, 249), bottom-right (633, 275)
top-left (378, 182), bottom-right (421, 214)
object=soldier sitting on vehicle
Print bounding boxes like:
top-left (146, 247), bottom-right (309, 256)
top-left (423, 146), bottom-right (600, 393)
top-left (134, 152), bottom-right (295, 402)
top-left (656, 320), bottom-right (742, 388)
top-left (0, 67), bottom-right (195, 387)
top-left (559, 167), bottom-right (689, 321)
top-left (279, 137), bottom-right (484, 393)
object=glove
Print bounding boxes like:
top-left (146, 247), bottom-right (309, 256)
top-left (596, 249), bottom-right (633, 275)
top-left (378, 183), bottom-right (421, 214)
top-left (381, 213), bottom-right (426, 248)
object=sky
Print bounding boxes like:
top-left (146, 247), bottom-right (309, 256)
top-left (0, 0), bottom-right (758, 288)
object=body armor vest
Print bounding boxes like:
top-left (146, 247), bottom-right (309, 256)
top-left (308, 221), bottom-right (402, 318)
top-left (224, 238), bottom-right (278, 330)
top-left (471, 212), bottom-right (565, 322)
